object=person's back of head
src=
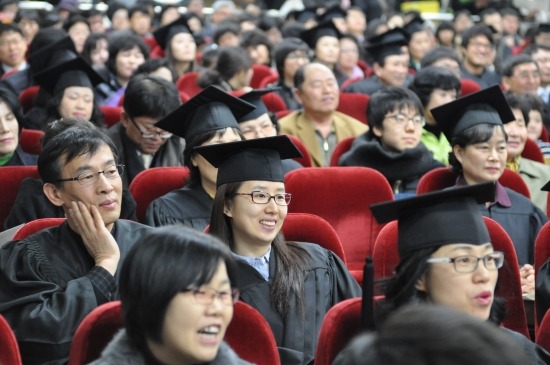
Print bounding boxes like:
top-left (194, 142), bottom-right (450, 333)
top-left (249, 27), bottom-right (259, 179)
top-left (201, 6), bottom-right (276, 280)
top-left (409, 66), bottom-right (461, 107)
top-left (197, 46), bottom-right (251, 88)
top-left (333, 304), bottom-right (529, 365)
top-left (123, 74), bottom-right (181, 120)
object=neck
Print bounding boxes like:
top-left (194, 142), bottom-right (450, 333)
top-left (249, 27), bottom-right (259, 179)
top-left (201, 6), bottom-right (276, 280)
top-left (234, 241), bottom-right (271, 257)
top-left (174, 60), bottom-right (191, 76)
top-left (116, 75), bottom-right (129, 88)
top-left (304, 109), bottom-right (334, 132)
top-left (200, 176), bottom-right (217, 198)
top-left (283, 75), bottom-right (294, 88)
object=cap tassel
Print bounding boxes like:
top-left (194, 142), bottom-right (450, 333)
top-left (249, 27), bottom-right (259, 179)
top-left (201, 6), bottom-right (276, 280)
top-left (361, 256), bottom-right (374, 331)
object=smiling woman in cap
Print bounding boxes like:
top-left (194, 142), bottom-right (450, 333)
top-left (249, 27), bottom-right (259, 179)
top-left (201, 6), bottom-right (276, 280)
top-left (153, 15), bottom-right (197, 78)
top-left (431, 85), bottom-right (547, 295)
top-left (369, 183), bottom-right (550, 365)
top-left (202, 135), bottom-right (361, 365)
top-left (145, 86), bottom-right (253, 231)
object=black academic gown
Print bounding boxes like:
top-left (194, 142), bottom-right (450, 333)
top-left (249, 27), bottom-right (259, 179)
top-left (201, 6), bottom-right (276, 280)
top-left (0, 219), bottom-right (153, 365)
top-left (235, 242), bottom-right (362, 365)
top-left (145, 181), bottom-right (212, 231)
top-left (3, 178), bottom-right (137, 230)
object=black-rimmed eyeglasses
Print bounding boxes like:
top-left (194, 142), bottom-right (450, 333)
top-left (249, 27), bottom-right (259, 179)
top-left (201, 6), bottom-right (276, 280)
top-left (426, 251), bottom-right (504, 273)
top-left (55, 164), bottom-right (125, 186)
top-left (235, 191), bottom-right (292, 206)
top-left (129, 117), bottom-right (173, 139)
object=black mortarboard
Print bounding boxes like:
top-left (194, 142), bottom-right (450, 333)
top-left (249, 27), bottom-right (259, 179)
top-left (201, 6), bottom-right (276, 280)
top-left (431, 85), bottom-right (515, 142)
top-left (403, 14), bottom-right (425, 36)
top-left (300, 20), bottom-right (342, 49)
top-left (238, 87), bottom-right (280, 122)
top-left (541, 180), bottom-right (550, 191)
top-left (153, 15), bottom-right (193, 50)
top-left (366, 27), bottom-right (408, 63)
top-left (194, 135), bottom-right (302, 186)
top-left (33, 56), bottom-right (105, 96)
top-left (288, 8), bottom-right (317, 24)
top-left (370, 182), bottom-right (494, 258)
top-left (317, 5), bottom-right (346, 23)
top-left (28, 36), bottom-right (78, 75)
top-left (154, 85), bottom-right (256, 139)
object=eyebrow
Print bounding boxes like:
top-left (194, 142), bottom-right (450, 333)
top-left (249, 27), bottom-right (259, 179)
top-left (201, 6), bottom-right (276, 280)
top-left (450, 243), bottom-right (493, 252)
top-left (252, 185), bottom-right (286, 192)
top-left (74, 159), bottom-right (116, 174)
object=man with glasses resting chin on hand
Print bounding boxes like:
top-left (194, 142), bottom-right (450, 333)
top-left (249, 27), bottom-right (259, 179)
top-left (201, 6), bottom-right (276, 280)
top-left (107, 74), bottom-right (185, 189)
top-left (0, 124), bottom-right (154, 365)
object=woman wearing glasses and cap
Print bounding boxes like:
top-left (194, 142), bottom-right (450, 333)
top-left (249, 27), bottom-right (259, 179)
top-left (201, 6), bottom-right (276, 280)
top-left (367, 184), bottom-right (550, 365)
top-left (145, 86), bottom-right (251, 231)
top-left (199, 135), bottom-right (361, 365)
top-left (90, 226), bottom-right (252, 365)
top-left (431, 85), bottom-right (547, 296)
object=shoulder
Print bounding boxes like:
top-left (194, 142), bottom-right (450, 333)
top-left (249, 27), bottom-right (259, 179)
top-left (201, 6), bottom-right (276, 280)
top-left (279, 111), bottom-right (302, 127)
top-left (89, 329), bottom-right (147, 365)
top-left (292, 241), bottom-right (333, 267)
top-left (333, 112), bottom-right (368, 130)
top-left (211, 341), bottom-right (254, 365)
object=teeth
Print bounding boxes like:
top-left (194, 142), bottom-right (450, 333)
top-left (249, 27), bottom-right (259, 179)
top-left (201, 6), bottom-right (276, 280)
top-left (200, 325), bottom-right (220, 335)
top-left (260, 220), bottom-right (276, 227)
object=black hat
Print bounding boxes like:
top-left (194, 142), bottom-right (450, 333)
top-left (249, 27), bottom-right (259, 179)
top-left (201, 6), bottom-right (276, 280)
top-left (317, 5), bottom-right (346, 23)
top-left (431, 85), bottom-right (515, 142)
top-left (238, 87), bottom-right (280, 122)
top-left (403, 14), bottom-right (425, 37)
top-left (28, 36), bottom-right (78, 75)
top-left (300, 20), bottom-right (342, 49)
top-left (536, 23), bottom-right (550, 35)
top-left (153, 15), bottom-right (193, 50)
top-left (154, 85), bottom-right (256, 139)
top-left (33, 56), bottom-right (105, 96)
top-left (194, 135), bottom-right (303, 186)
top-left (370, 182), bottom-right (494, 258)
top-left (287, 8), bottom-right (317, 24)
top-left (541, 180), bottom-right (550, 191)
top-left (366, 27), bottom-right (408, 63)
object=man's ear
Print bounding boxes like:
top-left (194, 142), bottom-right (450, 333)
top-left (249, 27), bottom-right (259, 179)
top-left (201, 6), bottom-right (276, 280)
top-left (43, 183), bottom-right (64, 207)
top-left (293, 88), bottom-right (303, 106)
top-left (415, 273), bottom-right (427, 292)
top-left (372, 62), bottom-right (383, 77)
top-left (120, 111), bottom-right (130, 128)
top-left (372, 125), bottom-right (383, 138)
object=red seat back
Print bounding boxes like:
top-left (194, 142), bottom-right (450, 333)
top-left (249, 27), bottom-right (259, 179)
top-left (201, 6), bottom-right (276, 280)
top-left (416, 167), bottom-right (531, 198)
top-left (522, 138), bottom-right (545, 163)
top-left (0, 166), bottom-right (40, 228)
top-left (250, 64), bottom-right (278, 89)
top-left (285, 134), bottom-right (313, 168)
top-left (460, 79), bottom-right (481, 96)
top-left (0, 314), bottom-right (22, 365)
top-left (285, 167), bottom-right (394, 284)
top-left (373, 217), bottom-right (529, 337)
top-left (19, 85), bottom-right (40, 113)
top-left (13, 218), bottom-right (65, 240)
top-left (176, 72), bottom-right (203, 98)
top-left (336, 93), bottom-right (369, 125)
top-left (225, 301), bottom-right (281, 365)
top-left (537, 309), bottom-right (550, 352)
top-left (258, 73), bottom-right (279, 88)
top-left (282, 212), bottom-right (346, 263)
top-left (128, 167), bottom-right (190, 223)
top-left (100, 106), bottom-right (122, 128)
top-left (261, 92), bottom-right (287, 113)
top-left (329, 137), bottom-right (355, 167)
top-left (19, 128), bottom-right (44, 155)
top-left (68, 301), bottom-right (123, 365)
top-left (314, 297), bottom-right (362, 365)
top-left (541, 126), bottom-right (549, 143)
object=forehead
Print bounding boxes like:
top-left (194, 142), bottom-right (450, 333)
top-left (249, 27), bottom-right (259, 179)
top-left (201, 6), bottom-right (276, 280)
top-left (468, 34), bottom-right (490, 44)
top-left (61, 143), bottom-right (115, 170)
top-left (512, 61), bottom-right (538, 72)
top-left (435, 242), bottom-right (493, 255)
top-left (0, 30), bottom-right (22, 39)
top-left (304, 64), bottom-right (335, 81)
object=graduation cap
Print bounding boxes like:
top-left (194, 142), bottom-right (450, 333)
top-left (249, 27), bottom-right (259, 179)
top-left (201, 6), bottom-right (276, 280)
top-left (237, 87), bottom-right (280, 122)
top-left (317, 5), bottom-right (346, 23)
top-left (431, 85), bottom-right (515, 143)
top-left (287, 8), bottom-right (318, 24)
top-left (193, 135), bottom-right (302, 186)
top-left (542, 180), bottom-right (550, 191)
top-left (370, 182), bottom-right (495, 258)
top-left (154, 85), bottom-right (256, 139)
top-left (153, 15), bottom-right (193, 50)
top-left (33, 56), bottom-right (105, 96)
top-left (403, 14), bottom-right (425, 37)
top-left (300, 20), bottom-right (342, 49)
top-left (28, 36), bottom-right (78, 75)
top-left (366, 27), bottom-right (408, 63)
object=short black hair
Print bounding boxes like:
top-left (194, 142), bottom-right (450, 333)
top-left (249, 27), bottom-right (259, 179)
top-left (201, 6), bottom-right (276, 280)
top-left (367, 87), bottom-right (424, 134)
top-left (461, 23), bottom-right (494, 48)
top-left (38, 123), bottom-right (118, 185)
top-left (134, 57), bottom-right (178, 82)
top-left (62, 15), bottom-right (90, 33)
top-left (409, 66), bottom-right (461, 107)
top-left (107, 31), bottom-right (149, 74)
top-left (501, 54), bottom-right (538, 77)
top-left (119, 226), bottom-right (237, 351)
top-left (0, 23), bottom-right (24, 38)
top-left (420, 46), bottom-right (462, 68)
top-left (123, 74), bottom-right (181, 119)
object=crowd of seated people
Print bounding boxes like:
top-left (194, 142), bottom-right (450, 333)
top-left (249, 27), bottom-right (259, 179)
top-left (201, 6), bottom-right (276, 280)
top-left (4, 0), bottom-right (550, 364)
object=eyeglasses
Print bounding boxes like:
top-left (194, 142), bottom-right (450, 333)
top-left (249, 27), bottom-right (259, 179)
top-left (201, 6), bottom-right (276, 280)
top-left (286, 52), bottom-right (310, 61)
top-left (183, 287), bottom-right (240, 306)
top-left (384, 114), bottom-right (426, 127)
top-left (426, 251), bottom-right (504, 273)
top-left (129, 117), bottom-right (173, 139)
top-left (235, 191), bottom-right (292, 206)
top-left (55, 164), bottom-right (125, 186)
top-left (469, 41), bottom-right (493, 50)
top-left (513, 71), bottom-right (541, 79)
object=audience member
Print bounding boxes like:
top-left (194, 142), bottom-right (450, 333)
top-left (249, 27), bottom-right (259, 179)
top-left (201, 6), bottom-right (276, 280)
top-left (197, 46), bottom-right (253, 92)
top-left (202, 135), bottom-right (362, 365)
top-left (63, 15), bottom-right (91, 55)
top-left (82, 33), bottom-right (109, 68)
top-left (279, 62), bottom-right (367, 167)
top-left (403, 14), bottom-right (433, 71)
top-left (460, 24), bottom-right (501, 88)
top-left (502, 54), bottom-right (541, 95)
top-left (272, 37), bottom-right (310, 110)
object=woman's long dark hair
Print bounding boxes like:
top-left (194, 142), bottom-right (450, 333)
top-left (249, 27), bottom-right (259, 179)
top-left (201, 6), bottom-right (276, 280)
top-left (209, 181), bottom-right (311, 320)
top-left (376, 246), bottom-right (506, 328)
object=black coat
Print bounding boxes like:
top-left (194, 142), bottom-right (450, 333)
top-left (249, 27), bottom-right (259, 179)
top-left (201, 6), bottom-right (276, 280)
top-left (145, 181), bottom-right (212, 231)
top-left (0, 220), bottom-right (153, 365)
top-left (3, 146), bottom-right (37, 166)
top-left (235, 242), bottom-right (362, 365)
